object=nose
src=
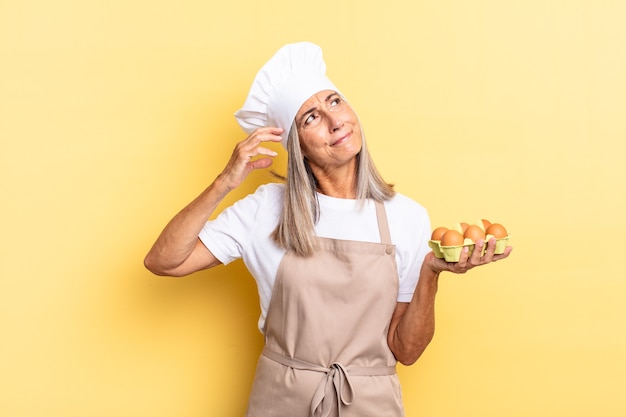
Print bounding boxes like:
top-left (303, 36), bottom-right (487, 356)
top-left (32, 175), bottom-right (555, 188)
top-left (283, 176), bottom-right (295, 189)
top-left (328, 113), bottom-right (343, 132)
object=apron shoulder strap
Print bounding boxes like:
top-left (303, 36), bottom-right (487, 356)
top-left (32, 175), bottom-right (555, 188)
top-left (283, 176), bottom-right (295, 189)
top-left (374, 200), bottom-right (392, 245)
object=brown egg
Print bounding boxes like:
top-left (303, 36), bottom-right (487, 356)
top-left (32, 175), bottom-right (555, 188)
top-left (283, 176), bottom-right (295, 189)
top-left (459, 222), bottom-right (469, 232)
top-left (431, 227), bottom-right (448, 241)
top-left (486, 223), bottom-right (508, 238)
top-left (440, 229), bottom-right (464, 246)
top-left (464, 225), bottom-right (486, 242)
top-left (481, 219), bottom-right (492, 231)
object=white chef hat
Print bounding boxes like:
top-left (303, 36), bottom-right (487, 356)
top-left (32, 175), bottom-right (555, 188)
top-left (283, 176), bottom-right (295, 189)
top-left (234, 42), bottom-right (339, 148)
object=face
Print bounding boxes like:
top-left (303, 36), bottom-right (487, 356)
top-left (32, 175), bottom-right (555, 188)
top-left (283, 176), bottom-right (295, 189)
top-left (294, 90), bottom-right (362, 172)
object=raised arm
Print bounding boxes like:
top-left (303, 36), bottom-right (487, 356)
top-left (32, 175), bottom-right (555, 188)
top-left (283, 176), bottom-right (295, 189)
top-left (143, 127), bottom-right (283, 277)
top-left (388, 238), bottom-right (513, 365)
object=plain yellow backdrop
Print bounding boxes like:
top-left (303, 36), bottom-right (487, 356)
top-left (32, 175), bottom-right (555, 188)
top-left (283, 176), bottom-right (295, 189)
top-left (2, 1), bottom-right (625, 416)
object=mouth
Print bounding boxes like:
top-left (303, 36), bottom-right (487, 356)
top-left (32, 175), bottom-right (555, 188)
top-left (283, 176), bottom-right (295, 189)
top-left (331, 132), bottom-right (352, 146)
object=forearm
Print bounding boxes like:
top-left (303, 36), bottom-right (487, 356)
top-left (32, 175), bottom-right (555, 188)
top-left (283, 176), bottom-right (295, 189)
top-left (144, 175), bottom-right (231, 275)
top-left (144, 127), bottom-right (284, 276)
top-left (389, 253), bottom-right (440, 365)
top-left (389, 239), bottom-right (513, 365)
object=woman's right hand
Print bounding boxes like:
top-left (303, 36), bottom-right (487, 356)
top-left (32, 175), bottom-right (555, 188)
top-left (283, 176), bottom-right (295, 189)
top-left (218, 127), bottom-right (284, 191)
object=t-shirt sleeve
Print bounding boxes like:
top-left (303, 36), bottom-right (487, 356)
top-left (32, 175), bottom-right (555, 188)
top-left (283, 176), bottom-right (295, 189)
top-left (198, 184), bottom-right (279, 265)
top-left (396, 202), bottom-right (432, 303)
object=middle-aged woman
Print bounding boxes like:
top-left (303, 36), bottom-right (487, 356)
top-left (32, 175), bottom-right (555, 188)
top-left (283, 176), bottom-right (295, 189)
top-left (144, 42), bottom-right (512, 417)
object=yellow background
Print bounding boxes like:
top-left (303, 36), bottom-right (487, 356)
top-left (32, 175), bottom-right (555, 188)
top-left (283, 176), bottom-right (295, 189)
top-left (2, 0), bottom-right (625, 416)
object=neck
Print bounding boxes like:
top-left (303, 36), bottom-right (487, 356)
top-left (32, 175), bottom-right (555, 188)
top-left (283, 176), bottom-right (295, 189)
top-left (311, 163), bottom-right (358, 199)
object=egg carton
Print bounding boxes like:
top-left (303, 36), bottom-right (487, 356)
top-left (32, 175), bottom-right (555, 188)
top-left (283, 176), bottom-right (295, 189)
top-left (428, 235), bottom-right (510, 262)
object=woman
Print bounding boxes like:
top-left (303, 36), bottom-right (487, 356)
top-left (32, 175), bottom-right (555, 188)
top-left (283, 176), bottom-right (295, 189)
top-left (144, 42), bottom-right (512, 417)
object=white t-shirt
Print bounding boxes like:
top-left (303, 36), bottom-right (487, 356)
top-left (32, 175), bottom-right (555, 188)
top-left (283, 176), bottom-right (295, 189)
top-left (199, 183), bottom-right (432, 332)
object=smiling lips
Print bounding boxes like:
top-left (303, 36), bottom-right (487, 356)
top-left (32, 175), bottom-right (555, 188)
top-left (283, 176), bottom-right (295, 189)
top-left (331, 132), bottom-right (352, 146)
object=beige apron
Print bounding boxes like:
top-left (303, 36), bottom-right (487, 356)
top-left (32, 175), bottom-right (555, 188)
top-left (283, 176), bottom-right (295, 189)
top-left (246, 201), bottom-right (404, 417)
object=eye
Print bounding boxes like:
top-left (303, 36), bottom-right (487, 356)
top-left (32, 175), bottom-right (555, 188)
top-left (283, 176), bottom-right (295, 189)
top-left (330, 97), bottom-right (341, 107)
top-left (304, 113), bottom-right (316, 125)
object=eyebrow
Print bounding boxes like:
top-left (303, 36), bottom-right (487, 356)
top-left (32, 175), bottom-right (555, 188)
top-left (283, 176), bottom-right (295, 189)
top-left (298, 92), bottom-right (339, 125)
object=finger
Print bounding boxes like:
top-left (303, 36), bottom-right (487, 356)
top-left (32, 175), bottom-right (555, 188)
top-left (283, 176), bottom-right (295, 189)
top-left (255, 145), bottom-right (278, 157)
top-left (240, 135), bottom-right (283, 160)
top-left (247, 127), bottom-right (284, 145)
top-left (243, 145), bottom-right (280, 170)
top-left (261, 129), bottom-right (285, 143)
top-left (469, 240), bottom-right (485, 265)
top-left (235, 138), bottom-right (279, 160)
top-left (256, 126), bottom-right (284, 136)
top-left (248, 157), bottom-right (274, 170)
top-left (492, 246), bottom-right (513, 261)
top-left (238, 147), bottom-right (278, 167)
top-left (454, 246), bottom-right (471, 271)
top-left (479, 238), bottom-right (496, 263)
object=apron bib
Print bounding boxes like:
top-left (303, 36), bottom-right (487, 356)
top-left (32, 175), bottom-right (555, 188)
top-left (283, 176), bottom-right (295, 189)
top-left (246, 201), bottom-right (404, 417)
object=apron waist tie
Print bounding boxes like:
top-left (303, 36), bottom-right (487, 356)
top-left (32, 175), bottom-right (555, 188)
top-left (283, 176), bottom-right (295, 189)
top-left (262, 347), bottom-right (396, 417)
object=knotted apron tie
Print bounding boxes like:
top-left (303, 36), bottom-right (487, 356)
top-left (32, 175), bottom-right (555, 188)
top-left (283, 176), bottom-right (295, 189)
top-left (262, 348), bottom-right (396, 417)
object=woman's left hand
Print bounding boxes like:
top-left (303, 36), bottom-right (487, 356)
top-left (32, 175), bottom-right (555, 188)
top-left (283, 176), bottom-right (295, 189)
top-left (429, 238), bottom-right (513, 274)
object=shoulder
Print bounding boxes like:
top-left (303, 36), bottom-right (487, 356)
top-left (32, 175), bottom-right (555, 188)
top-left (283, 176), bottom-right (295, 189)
top-left (384, 192), bottom-right (431, 240)
top-left (250, 182), bottom-right (284, 200)
top-left (234, 182), bottom-right (284, 212)
top-left (211, 182), bottom-right (284, 227)
top-left (255, 182), bottom-right (285, 197)
top-left (385, 192), bottom-right (429, 219)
